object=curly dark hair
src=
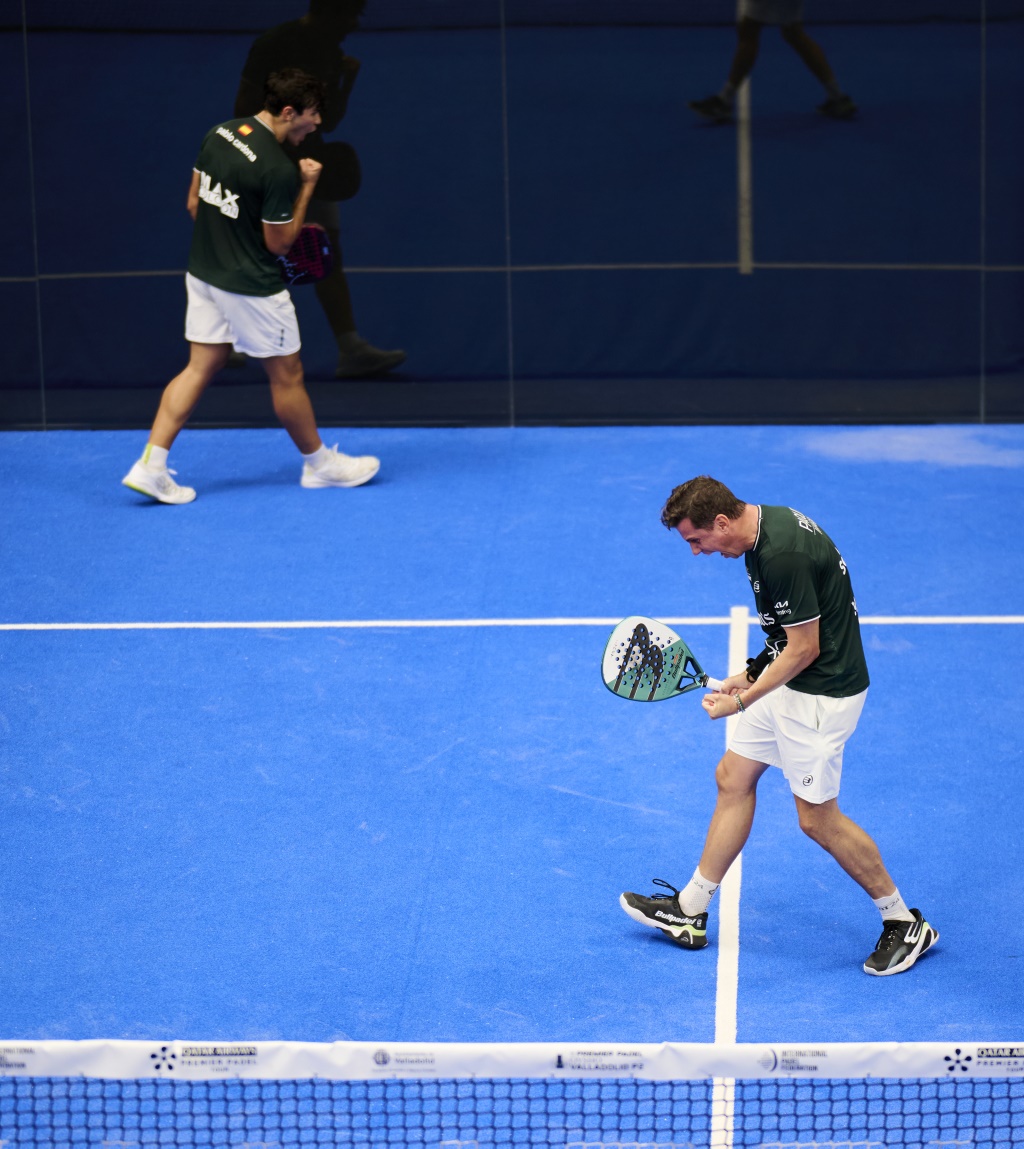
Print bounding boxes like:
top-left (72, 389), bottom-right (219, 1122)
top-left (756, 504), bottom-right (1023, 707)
top-left (263, 69), bottom-right (327, 116)
top-left (660, 475), bottom-right (746, 530)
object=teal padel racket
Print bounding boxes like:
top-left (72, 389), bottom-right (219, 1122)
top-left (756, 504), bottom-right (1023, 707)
top-left (602, 616), bottom-right (723, 702)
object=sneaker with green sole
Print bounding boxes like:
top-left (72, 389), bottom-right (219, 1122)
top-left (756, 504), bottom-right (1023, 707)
top-left (620, 879), bottom-right (709, 949)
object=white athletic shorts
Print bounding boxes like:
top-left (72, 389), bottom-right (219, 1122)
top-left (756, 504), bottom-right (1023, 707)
top-left (728, 685), bottom-right (868, 804)
top-left (184, 272), bottom-right (301, 358)
top-left (738, 0), bottom-right (804, 24)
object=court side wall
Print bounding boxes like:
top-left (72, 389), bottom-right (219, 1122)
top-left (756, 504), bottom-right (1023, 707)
top-left (2, 4), bottom-right (1022, 426)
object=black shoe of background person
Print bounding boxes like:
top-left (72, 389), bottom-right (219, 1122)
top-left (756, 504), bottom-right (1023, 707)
top-left (336, 339), bottom-right (407, 379)
top-left (818, 94), bottom-right (858, 119)
top-left (688, 95), bottom-right (734, 123)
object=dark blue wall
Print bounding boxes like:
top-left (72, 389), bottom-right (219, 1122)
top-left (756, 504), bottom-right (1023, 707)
top-left (2, 4), bottom-right (1022, 426)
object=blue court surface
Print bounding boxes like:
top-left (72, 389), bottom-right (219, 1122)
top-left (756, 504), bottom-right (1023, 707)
top-left (1, 425), bottom-right (1023, 1045)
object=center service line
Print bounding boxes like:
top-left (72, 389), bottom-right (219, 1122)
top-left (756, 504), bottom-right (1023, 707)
top-left (710, 606), bottom-right (750, 1149)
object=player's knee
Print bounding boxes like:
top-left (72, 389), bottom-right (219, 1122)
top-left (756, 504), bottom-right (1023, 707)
top-left (715, 754), bottom-right (756, 798)
top-left (268, 359), bottom-right (305, 391)
top-left (796, 798), bottom-right (836, 844)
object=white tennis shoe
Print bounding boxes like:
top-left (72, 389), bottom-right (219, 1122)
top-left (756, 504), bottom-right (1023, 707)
top-left (301, 444), bottom-right (380, 489)
top-left (122, 461), bottom-right (197, 504)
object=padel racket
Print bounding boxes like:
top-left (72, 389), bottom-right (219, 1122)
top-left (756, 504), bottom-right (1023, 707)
top-left (277, 223), bottom-right (334, 286)
top-left (602, 616), bottom-right (723, 702)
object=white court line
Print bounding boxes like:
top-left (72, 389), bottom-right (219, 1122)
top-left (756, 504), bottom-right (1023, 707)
top-left (736, 79), bottom-right (754, 276)
top-left (1, 615), bottom-right (1021, 631)
top-left (710, 606), bottom-right (750, 1149)
top-left (3, 263), bottom-right (1021, 284)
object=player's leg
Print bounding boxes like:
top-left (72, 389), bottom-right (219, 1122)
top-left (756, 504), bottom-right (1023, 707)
top-left (122, 273), bottom-right (238, 503)
top-left (263, 351), bottom-right (380, 489)
top-left (620, 750), bottom-right (769, 949)
top-left (263, 351), bottom-right (320, 453)
top-left (690, 17), bottom-right (762, 122)
top-left (794, 795), bottom-right (938, 974)
top-left (121, 341), bottom-right (229, 505)
top-left (150, 342), bottom-right (231, 448)
top-left (778, 689), bottom-right (937, 975)
top-left (793, 795), bottom-right (896, 897)
top-left (698, 749), bottom-right (772, 878)
top-left (780, 22), bottom-right (857, 118)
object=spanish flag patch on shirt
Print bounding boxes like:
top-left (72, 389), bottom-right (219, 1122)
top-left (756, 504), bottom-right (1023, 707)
top-left (238, 123), bottom-right (254, 136)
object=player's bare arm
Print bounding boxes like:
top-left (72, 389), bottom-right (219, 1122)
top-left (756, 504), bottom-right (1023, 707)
top-left (262, 159), bottom-right (323, 256)
top-left (187, 170), bottom-right (201, 221)
top-left (701, 618), bottom-right (820, 720)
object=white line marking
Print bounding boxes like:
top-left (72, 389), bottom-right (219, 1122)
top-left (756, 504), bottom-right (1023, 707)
top-left (1, 615), bottom-right (1021, 632)
top-left (737, 79), bottom-right (754, 277)
top-left (3, 263), bottom-right (1021, 285)
top-left (548, 786), bottom-right (669, 817)
top-left (711, 605), bottom-right (750, 1149)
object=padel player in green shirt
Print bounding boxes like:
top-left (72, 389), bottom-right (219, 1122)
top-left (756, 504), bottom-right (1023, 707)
top-left (122, 69), bottom-right (380, 504)
top-left (621, 475), bottom-right (938, 977)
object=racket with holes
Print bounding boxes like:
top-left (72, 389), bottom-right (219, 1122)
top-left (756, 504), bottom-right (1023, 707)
top-left (602, 616), bottom-right (724, 702)
top-left (277, 223), bottom-right (334, 286)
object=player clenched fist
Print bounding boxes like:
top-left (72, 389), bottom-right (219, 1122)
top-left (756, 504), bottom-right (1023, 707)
top-left (298, 157), bottom-right (323, 185)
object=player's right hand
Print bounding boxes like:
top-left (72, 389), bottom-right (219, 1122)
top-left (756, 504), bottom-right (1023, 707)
top-left (298, 158), bottom-right (323, 185)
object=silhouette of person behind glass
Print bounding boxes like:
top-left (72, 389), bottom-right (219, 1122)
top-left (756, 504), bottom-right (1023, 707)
top-left (235, 0), bottom-right (406, 378)
top-left (689, 0), bottom-right (856, 123)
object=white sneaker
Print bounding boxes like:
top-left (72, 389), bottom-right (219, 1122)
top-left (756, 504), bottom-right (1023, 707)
top-left (300, 444), bottom-right (380, 489)
top-left (122, 461), bottom-right (197, 504)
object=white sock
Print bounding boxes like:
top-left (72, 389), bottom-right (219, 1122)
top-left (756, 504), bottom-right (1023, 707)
top-left (141, 444), bottom-right (169, 470)
top-left (873, 889), bottom-right (915, 923)
top-left (678, 867), bottom-right (720, 916)
top-left (303, 444), bottom-right (330, 469)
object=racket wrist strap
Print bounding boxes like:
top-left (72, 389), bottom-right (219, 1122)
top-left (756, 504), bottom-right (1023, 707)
top-left (746, 647), bottom-right (774, 683)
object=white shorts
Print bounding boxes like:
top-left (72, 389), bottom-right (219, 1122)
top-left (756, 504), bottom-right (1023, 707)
top-left (184, 272), bottom-right (301, 358)
top-left (738, 0), bottom-right (804, 24)
top-left (728, 685), bottom-right (867, 804)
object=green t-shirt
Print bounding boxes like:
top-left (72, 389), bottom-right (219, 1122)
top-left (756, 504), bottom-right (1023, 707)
top-left (188, 117), bottom-right (297, 297)
top-left (745, 505), bottom-right (870, 698)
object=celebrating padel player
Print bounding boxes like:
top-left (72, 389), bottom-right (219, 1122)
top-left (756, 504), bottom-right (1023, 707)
top-left (620, 476), bottom-right (938, 976)
top-left (123, 69), bottom-right (380, 505)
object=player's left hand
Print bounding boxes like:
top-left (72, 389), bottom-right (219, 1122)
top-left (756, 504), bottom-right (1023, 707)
top-left (717, 672), bottom-right (748, 696)
top-left (701, 691), bottom-right (742, 721)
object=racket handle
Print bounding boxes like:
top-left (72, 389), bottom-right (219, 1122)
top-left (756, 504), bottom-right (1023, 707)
top-left (703, 676), bottom-right (724, 691)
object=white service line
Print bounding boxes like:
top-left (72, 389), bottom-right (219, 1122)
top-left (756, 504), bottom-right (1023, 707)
top-left (0, 617), bottom-right (730, 632)
top-left (710, 606), bottom-right (750, 1149)
top-left (2, 615), bottom-right (1021, 632)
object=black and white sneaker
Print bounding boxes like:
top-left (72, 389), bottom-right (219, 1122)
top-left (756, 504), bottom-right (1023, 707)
top-left (863, 909), bottom-right (938, 976)
top-left (619, 879), bottom-right (709, 949)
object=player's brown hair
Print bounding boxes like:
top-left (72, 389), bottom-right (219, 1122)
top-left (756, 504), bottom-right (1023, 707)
top-left (660, 476), bottom-right (746, 530)
top-left (263, 69), bottom-right (327, 116)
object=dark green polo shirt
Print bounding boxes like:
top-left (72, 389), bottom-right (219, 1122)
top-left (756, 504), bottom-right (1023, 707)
top-left (745, 505), bottom-right (870, 698)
